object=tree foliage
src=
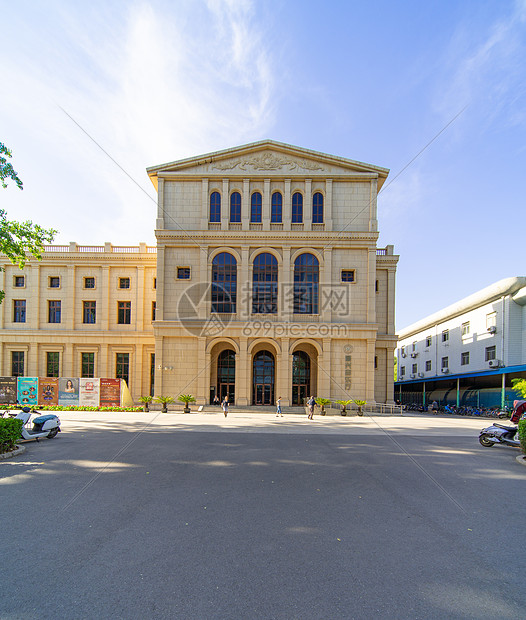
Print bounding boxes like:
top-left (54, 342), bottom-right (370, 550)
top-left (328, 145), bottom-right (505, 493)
top-left (0, 142), bottom-right (57, 303)
top-left (512, 378), bottom-right (526, 399)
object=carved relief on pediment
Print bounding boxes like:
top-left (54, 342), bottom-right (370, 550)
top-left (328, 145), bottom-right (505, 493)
top-left (211, 153), bottom-right (325, 172)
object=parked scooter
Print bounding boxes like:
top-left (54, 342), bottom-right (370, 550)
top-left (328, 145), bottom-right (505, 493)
top-left (3, 407), bottom-right (61, 441)
top-left (479, 423), bottom-right (520, 448)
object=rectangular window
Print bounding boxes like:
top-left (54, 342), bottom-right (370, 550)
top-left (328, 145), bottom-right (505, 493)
top-left (116, 353), bottom-right (130, 386)
top-left (84, 277), bottom-right (95, 289)
top-left (153, 277), bottom-right (157, 289)
top-left (14, 275), bottom-right (25, 287)
top-left (400, 366), bottom-right (406, 376)
top-left (461, 322), bottom-right (470, 336)
top-left (412, 341), bottom-right (417, 352)
top-left (46, 352), bottom-right (60, 377)
top-left (13, 300), bottom-right (26, 323)
top-left (119, 277), bottom-right (130, 289)
top-left (12, 351), bottom-right (24, 377)
top-left (412, 363), bottom-right (417, 374)
top-left (152, 301), bottom-right (156, 321)
top-left (375, 280), bottom-right (379, 293)
top-left (374, 356), bottom-right (378, 369)
top-left (461, 351), bottom-right (470, 366)
top-left (425, 360), bottom-right (432, 372)
top-left (441, 356), bottom-right (449, 370)
top-left (118, 301), bottom-right (131, 324)
top-left (83, 301), bottom-right (96, 324)
top-left (425, 336), bottom-right (432, 347)
top-left (48, 300), bottom-right (61, 323)
top-left (341, 270), bottom-right (355, 282)
top-left (442, 330), bottom-right (449, 342)
top-left (49, 277), bottom-right (60, 288)
top-left (486, 312), bottom-right (497, 329)
top-left (177, 267), bottom-right (190, 279)
top-left (81, 352), bottom-right (95, 378)
top-left (485, 346), bottom-right (496, 361)
top-left (401, 346), bottom-right (406, 356)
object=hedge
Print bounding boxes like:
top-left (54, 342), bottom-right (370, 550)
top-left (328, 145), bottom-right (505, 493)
top-left (2, 405), bottom-right (143, 413)
top-left (0, 418), bottom-right (23, 454)
top-left (518, 420), bottom-right (526, 455)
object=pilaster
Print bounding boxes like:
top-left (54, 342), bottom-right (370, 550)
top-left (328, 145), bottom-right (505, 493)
top-left (304, 179), bottom-right (312, 231)
top-left (242, 179), bottom-right (250, 231)
top-left (325, 179), bottom-right (333, 231)
top-left (237, 337), bottom-right (249, 405)
top-left (156, 177), bottom-right (165, 229)
top-left (283, 179), bottom-right (291, 231)
top-left (201, 178), bottom-right (208, 230)
top-left (221, 179), bottom-right (229, 231)
top-left (263, 178), bottom-right (271, 229)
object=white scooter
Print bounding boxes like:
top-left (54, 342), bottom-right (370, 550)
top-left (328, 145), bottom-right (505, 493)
top-left (4, 407), bottom-right (61, 441)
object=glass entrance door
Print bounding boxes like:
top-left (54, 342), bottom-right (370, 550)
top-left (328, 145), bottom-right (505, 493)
top-left (252, 351), bottom-right (275, 405)
top-left (217, 350), bottom-right (235, 404)
top-left (292, 351), bottom-right (310, 405)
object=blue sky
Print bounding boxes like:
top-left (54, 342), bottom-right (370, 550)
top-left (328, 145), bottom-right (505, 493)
top-left (2, 0), bottom-right (525, 330)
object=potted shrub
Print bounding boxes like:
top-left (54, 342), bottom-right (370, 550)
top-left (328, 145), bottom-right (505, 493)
top-left (178, 394), bottom-right (196, 413)
top-left (353, 399), bottom-right (366, 416)
top-left (315, 398), bottom-right (332, 416)
top-left (139, 395), bottom-right (153, 412)
top-left (154, 395), bottom-right (175, 413)
top-left (335, 400), bottom-right (352, 416)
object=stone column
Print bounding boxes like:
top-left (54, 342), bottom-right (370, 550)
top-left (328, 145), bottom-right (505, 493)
top-left (283, 179), bottom-right (291, 231)
top-left (221, 179), bottom-right (229, 231)
top-left (325, 179), bottom-right (333, 231)
top-left (280, 246), bottom-right (291, 321)
top-left (321, 248), bottom-right (332, 322)
top-left (366, 338), bottom-right (376, 404)
top-left (100, 343), bottom-right (109, 379)
top-left (318, 338), bottom-right (331, 397)
top-left (239, 247), bottom-right (250, 321)
top-left (154, 337), bottom-right (163, 397)
top-left (156, 177), bottom-right (165, 230)
top-left (237, 337), bottom-right (249, 406)
top-left (101, 266), bottom-right (110, 330)
top-left (386, 346), bottom-right (395, 404)
top-left (277, 337), bottom-right (290, 406)
top-left (263, 178), bottom-right (271, 230)
top-left (156, 247), bottom-right (165, 321)
top-left (367, 248), bottom-right (376, 324)
top-left (201, 179), bottom-right (208, 231)
top-left (65, 265), bottom-right (76, 330)
top-left (242, 179), bottom-right (250, 231)
top-left (197, 337), bottom-right (207, 405)
top-left (304, 179), bottom-right (312, 230)
top-left (136, 266), bottom-right (145, 332)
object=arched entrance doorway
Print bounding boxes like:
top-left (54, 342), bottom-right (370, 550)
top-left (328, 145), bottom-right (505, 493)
top-left (252, 350), bottom-right (275, 405)
top-left (217, 350), bottom-right (235, 403)
top-left (292, 351), bottom-right (310, 405)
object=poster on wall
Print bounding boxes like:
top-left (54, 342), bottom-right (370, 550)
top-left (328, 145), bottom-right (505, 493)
top-left (38, 378), bottom-right (59, 406)
top-left (0, 377), bottom-right (17, 404)
top-left (100, 378), bottom-right (121, 407)
top-left (17, 377), bottom-right (38, 406)
top-left (58, 377), bottom-right (80, 406)
top-left (79, 378), bottom-right (100, 407)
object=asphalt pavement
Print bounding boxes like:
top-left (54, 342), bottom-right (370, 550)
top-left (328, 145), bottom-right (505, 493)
top-left (1, 411), bottom-right (525, 620)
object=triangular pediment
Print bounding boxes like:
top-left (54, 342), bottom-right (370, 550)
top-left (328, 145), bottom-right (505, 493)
top-left (147, 140), bottom-right (389, 189)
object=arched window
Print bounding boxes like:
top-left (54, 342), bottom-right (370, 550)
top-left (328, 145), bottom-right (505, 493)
top-left (313, 192), bottom-right (323, 224)
top-left (212, 252), bottom-right (237, 313)
top-left (210, 191), bottom-right (221, 223)
top-left (252, 253), bottom-right (278, 314)
top-left (293, 253), bottom-right (319, 314)
top-left (292, 192), bottom-right (303, 223)
top-left (230, 192), bottom-right (241, 223)
top-left (271, 192), bottom-right (282, 223)
top-left (251, 192), bottom-right (262, 223)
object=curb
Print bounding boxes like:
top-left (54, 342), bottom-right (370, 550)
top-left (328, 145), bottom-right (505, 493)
top-left (0, 444), bottom-right (26, 461)
top-left (515, 454), bottom-right (526, 467)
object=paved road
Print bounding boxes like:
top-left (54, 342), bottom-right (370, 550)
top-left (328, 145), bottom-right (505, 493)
top-left (1, 412), bottom-right (525, 619)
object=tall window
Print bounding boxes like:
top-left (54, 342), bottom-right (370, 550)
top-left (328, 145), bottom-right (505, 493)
top-left (118, 301), bottom-right (131, 324)
top-left (485, 346), bottom-right (496, 361)
top-left (442, 330), bottom-right (449, 342)
top-left (83, 301), bottom-right (96, 324)
top-left (116, 353), bottom-right (130, 385)
top-left (312, 192), bottom-right (323, 223)
top-left (441, 357), bottom-right (449, 370)
top-left (12, 351), bottom-right (24, 377)
top-left (461, 352), bottom-right (470, 366)
top-left (210, 191), bottom-right (221, 222)
top-left (81, 352), bottom-right (95, 378)
top-left (230, 192), bottom-right (241, 223)
top-left (292, 192), bottom-right (303, 223)
top-left (250, 192), bottom-right (262, 223)
top-left (46, 352), bottom-right (60, 377)
top-left (13, 300), bottom-right (26, 323)
top-left (461, 322), bottom-right (470, 336)
top-left (48, 300), bottom-right (61, 323)
top-left (252, 253), bottom-right (278, 314)
top-left (271, 192), bottom-right (282, 223)
top-left (211, 252), bottom-right (237, 313)
top-left (293, 253), bottom-right (319, 314)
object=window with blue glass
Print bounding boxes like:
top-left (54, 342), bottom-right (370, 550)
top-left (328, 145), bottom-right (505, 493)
top-left (293, 253), bottom-right (319, 314)
top-left (271, 192), bottom-right (282, 223)
top-left (230, 191), bottom-right (241, 223)
top-left (292, 192), bottom-right (303, 223)
top-left (313, 192), bottom-right (324, 223)
top-left (250, 192), bottom-right (262, 223)
top-left (212, 252), bottom-right (237, 313)
top-left (210, 191), bottom-right (221, 223)
top-left (252, 253), bottom-right (278, 314)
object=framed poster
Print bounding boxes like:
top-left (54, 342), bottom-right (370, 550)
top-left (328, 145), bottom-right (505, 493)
top-left (79, 378), bottom-right (100, 407)
top-left (39, 378), bottom-right (59, 405)
top-left (58, 377), bottom-right (79, 406)
top-left (100, 378), bottom-right (121, 407)
top-left (17, 377), bottom-right (38, 406)
top-left (0, 377), bottom-right (17, 404)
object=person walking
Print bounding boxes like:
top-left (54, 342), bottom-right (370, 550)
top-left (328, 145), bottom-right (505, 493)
top-left (222, 395), bottom-right (229, 418)
top-left (307, 395), bottom-right (316, 420)
top-left (276, 396), bottom-right (283, 417)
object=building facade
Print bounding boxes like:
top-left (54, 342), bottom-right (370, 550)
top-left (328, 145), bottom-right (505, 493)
top-left (395, 277), bottom-right (526, 407)
top-left (0, 141), bottom-right (399, 406)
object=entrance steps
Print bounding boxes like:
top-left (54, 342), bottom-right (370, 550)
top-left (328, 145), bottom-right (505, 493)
top-left (198, 405), bottom-right (307, 415)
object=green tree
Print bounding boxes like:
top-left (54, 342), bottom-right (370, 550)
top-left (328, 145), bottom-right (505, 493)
top-left (0, 142), bottom-right (57, 303)
top-left (512, 378), bottom-right (526, 399)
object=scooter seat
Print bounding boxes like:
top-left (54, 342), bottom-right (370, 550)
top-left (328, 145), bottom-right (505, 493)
top-left (33, 414), bottom-right (57, 424)
top-left (494, 423), bottom-right (516, 430)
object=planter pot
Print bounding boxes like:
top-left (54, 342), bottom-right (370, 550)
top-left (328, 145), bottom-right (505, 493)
top-left (161, 406), bottom-right (167, 413)
top-left (143, 405), bottom-right (149, 412)
top-left (340, 408), bottom-right (347, 416)
top-left (320, 407), bottom-right (326, 416)
top-left (357, 408), bottom-right (364, 416)
top-left (183, 407), bottom-right (190, 413)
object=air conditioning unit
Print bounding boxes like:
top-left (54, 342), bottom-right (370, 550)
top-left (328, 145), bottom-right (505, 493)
top-left (488, 359), bottom-right (502, 368)
top-left (418, 372), bottom-right (424, 378)
top-left (410, 373), bottom-right (416, 379)
top-left (487, 326), bottom-right (497, 334)
top-left (410, 352), bottom-right (418, 358)
top-left (441, 368), bottom-right (449, 374)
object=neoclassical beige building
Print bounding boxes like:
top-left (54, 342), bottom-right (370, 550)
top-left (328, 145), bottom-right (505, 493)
top-left (0, 140), bottom-right (398, 406)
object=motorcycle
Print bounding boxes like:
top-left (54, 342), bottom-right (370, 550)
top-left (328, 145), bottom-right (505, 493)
top-left (479, 422), bottom-right (520, 448)
top-left (3, 406), bottom-right (61, 441)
